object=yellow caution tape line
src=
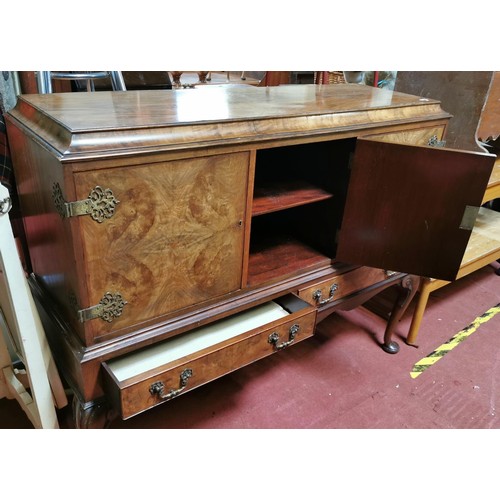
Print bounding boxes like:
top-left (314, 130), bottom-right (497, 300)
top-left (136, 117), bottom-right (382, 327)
top-left (410, 303), bottom-right (500, 379)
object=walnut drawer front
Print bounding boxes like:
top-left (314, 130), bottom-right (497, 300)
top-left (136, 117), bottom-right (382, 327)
top-left (102, 294), bottom-right (316, 419)
top-left (363, 125), bottom-right (446, 146)
top-left (297, 266), bottom-right (393, 307)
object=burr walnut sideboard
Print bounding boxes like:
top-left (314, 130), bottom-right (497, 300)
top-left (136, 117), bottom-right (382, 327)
top-left (5, 84), bottom-right (495, 427)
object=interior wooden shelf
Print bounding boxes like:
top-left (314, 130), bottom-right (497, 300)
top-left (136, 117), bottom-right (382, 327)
top-left (456, 206), bottom-right (500, 278)
top-left (252, 180), bottom-right (333, 216)
top-left (247, 235), bottom-right (331, 286)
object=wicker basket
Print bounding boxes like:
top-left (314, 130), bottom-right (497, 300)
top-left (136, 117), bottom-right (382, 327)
top-left (328, 71), bottom-right (346, 84)
top-left (314, 71), bottom-right (346, 84)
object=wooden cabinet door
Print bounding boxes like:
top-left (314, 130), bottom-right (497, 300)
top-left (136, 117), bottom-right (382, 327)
top-left (74, 152), bottom-right (249, 343)
top-left (335, 138), bottom-right (496, 281)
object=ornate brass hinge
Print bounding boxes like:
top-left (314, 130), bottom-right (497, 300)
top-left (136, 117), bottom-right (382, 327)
top-left (53, 183), bottom-right (119, 222)
top-left (76, 292), bottom-right (128, 323)
top-left (427, 135), bottom-right (446, 148)
top-left (0, 196), bottom-right (12, 216)
top-left (459, 205), bottom-right (480, 231)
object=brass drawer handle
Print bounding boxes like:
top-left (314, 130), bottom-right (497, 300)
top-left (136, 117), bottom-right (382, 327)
top-left (149, 368), bottom-right (193, 401)
top-left (312, 283), bottom-right (339, 306)
top-left (268, 324), bottom-right (300, 351)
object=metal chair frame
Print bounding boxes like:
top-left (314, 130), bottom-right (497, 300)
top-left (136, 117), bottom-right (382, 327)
top-left (36, 71), bottom-right (126, 93)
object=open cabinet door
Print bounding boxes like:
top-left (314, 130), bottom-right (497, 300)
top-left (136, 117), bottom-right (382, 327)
top-left (336, 138), bottom-right (496, 281)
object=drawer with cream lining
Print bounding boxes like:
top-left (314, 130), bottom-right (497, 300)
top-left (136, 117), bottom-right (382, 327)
top-left (297, 266), bottom-right (395, 307)
top-left (103, 294), bottom-right (316, 419)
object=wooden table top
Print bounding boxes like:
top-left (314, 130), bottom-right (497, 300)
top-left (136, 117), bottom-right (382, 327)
top-left (8, 84), bottom-right (450, 159)
top-left (15, 84), bottom-right (441, 132)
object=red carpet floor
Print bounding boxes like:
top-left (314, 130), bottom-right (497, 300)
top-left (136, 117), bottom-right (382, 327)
top-left (2, 263), bottom-right (500, 430)
top-left (3, 263), bottom-right (500, 499)
top-left (108, 263), bottom-right (500, 429)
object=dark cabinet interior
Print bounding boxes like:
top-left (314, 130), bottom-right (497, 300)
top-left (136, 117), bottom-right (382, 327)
top-left (248, 139), bottom-right (354, 286)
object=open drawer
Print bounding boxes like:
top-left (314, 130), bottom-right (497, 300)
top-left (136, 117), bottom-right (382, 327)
top-left (102, 294), bottom-right (316, 419)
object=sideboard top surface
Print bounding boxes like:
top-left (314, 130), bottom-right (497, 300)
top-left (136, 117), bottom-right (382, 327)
top-left (7, 84), bottom-right (450, 159)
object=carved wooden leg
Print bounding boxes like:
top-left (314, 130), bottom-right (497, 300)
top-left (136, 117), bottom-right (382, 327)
top-left (197, 72), bottom-right (209, 84)
top-left (72, 395), bottom-right (113, 429)
top-left (381, 275), bottom-right (420, 354)
top-left (170, 71), bottom-right (183, 89)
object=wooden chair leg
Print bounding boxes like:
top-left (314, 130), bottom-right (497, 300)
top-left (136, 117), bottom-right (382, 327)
top-left (0, 184), bottom-right (67, 428)
top-left (406, 278), bottom-right (447, 347)
top-left (406, 287), bottom-right (431, 347)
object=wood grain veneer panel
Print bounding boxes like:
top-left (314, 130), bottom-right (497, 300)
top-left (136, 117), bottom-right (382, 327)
top-left (73, 152), bottom-right (250, 343)
top-left (365, 125), bottom-right (446, 146)
top-left (10, 85), bottom-right (450, 158)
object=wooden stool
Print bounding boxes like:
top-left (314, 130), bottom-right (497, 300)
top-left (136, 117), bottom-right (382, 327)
top-left (407, 205), bottom-right (500, 346)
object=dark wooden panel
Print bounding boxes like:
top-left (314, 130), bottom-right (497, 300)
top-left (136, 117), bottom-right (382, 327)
top-left (258, 72), bottom-right (291, 86)
top-left (336, 138), bottom-right (496, 281)
top-left (395, 71), bottom-right (493, 151)
top-left (477, 72), bottom-right (500, 142)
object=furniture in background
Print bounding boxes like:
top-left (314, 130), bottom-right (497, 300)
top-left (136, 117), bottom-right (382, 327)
top-left (5, 84), bottom-right (494, 427)
top-left (36, 71), bottom-right (126, 93)
top-left (395, 72), bottom-right (495, 152)
top-left (17, 71), bottom-right (269, 94)
top-left (18, 71), bottom-right (166, 94)
top-left (168, 71), bottom-right (263, 88)
top-left (477, 72), bottom-right (500, 144)
top-left (0, 184), bottom-right (67, 428)
top-left (395, 72), bottom-right (500, 346)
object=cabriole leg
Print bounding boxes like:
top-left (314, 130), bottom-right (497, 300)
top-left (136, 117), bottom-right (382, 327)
top-left (72, 394), bottom-right (113, 429)
top-left (381, 275), bottom-right (420, 354)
